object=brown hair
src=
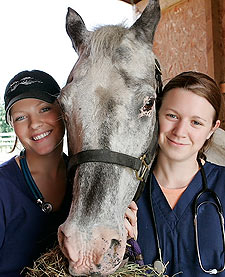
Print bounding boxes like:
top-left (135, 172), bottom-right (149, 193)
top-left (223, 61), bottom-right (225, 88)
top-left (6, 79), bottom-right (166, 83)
top-left (9, 137), bottom-right (19, 153)
top-left (159, 71), bottom-right (222, 160)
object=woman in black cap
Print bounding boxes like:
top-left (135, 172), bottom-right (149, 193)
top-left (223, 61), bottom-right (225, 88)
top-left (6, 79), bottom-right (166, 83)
top-left (0, 70), bottom-right (137, 276)
top-left (0, 70), bottom-right (72, 276)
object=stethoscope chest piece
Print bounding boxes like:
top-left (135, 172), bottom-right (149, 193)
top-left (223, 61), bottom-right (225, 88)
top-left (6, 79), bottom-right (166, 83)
top-left (37, 199), bottom-right (53, 214)
top-left (154, 260), bottom-right (166, 274)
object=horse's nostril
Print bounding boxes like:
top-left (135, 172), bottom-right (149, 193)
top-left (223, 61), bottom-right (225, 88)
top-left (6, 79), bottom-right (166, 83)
top-left (110, 239), bottom-right (120, 249)
top-left (58, 228), bottom-right (72, 260)
top-left (58, 228), bottom-right (70, 246)
top-left (58, 229), bottom-right (64, 244)
top-left (90, 273), bottom-right (101, 277)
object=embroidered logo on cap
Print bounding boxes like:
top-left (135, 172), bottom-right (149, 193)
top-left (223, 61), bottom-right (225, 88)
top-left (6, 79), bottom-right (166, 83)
top-left (9, 77), bottom-right (43, 92)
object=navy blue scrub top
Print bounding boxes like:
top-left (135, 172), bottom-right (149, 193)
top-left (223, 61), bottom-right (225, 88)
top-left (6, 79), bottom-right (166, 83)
top-left (137, 161), bottom-right (225, 276)
top-left (0, 156), bottom-right (72, 276)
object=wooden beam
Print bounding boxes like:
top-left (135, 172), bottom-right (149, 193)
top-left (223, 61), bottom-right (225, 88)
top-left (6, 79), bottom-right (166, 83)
top-left (120, 0), bottom-right (185, 11)
top-left (119, 0), bottom-right (142, 4)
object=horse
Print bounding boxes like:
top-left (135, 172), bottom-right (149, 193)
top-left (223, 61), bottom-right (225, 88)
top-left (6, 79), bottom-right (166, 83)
top-left (206, 127), bottom-right (225, 166)
top-left (57, 0), bottom-right (161, 275)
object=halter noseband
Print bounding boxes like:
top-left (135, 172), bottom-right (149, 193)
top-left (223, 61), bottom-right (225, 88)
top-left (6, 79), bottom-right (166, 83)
top-left (67, 59), bottom-right (162, 202)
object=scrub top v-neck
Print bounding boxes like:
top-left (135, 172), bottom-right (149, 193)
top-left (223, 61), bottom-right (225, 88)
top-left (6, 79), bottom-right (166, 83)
top-left (137, 161), bottom-right (225, 277)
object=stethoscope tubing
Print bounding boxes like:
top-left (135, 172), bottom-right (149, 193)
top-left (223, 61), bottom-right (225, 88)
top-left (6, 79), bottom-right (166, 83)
top-left (194, 201), bottom-right (225, 274)
top-left (194, 159), bottom-right (225, 274)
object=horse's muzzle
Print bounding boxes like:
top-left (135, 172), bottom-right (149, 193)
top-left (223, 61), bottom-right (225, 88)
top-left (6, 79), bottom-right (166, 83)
top-left (58, 223), bottom-right (127, 276)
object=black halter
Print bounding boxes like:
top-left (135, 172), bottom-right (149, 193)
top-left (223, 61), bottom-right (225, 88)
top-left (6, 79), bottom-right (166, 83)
top-left (67, 59), bottom-right (162, 202)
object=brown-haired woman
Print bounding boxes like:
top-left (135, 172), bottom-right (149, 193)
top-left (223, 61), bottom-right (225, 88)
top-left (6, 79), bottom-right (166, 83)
top-left (137, 71), bottom-right (225, 276)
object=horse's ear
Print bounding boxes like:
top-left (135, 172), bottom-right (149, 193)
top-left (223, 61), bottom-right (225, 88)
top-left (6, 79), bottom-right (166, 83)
top-left (66, 7), bottom-right (90, 54)
top-left (130, 0), bottom-right (161, 44)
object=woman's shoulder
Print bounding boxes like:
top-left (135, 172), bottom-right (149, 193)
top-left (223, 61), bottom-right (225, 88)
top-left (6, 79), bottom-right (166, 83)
top-left (205, 160), bottom-right (225, 177)
top-left (0, 156), bottom-right (18, 173)
top-left (0, 156), bottom-right (22, 188)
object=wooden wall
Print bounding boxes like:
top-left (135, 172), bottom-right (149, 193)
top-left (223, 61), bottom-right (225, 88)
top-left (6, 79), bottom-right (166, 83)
top-left (132, 0), bottom-right (225, 129)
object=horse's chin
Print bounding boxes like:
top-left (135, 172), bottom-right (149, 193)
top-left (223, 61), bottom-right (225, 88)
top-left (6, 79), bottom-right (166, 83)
top-left (68, 258), bottom-right (122, 277)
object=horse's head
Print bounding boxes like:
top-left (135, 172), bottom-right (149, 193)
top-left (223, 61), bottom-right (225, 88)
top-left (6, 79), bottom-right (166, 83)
top-left (58, 1), bottom-right (161, 275)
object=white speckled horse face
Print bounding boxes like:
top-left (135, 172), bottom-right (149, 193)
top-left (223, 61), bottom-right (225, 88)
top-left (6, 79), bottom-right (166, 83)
top-left (58, 1), bottom-right (161, 275)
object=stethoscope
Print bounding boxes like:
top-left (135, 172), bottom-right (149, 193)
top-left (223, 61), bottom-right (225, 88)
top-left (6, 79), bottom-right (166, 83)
top-left (19, 149), bottom-right (53, 214)
top-left (149, 158), bottom-right (225, 275)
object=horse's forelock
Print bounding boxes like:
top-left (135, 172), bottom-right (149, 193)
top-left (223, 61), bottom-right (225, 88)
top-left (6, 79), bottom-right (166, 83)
top-left (89, 25), bottom-right (128, 62)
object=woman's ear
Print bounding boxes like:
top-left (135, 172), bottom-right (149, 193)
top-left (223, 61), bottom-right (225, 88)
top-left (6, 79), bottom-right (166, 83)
top-left (207, 119), bottom-right (220, 139)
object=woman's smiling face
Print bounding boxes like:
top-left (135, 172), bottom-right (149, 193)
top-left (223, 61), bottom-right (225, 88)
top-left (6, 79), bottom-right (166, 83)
top-left (158, 88), bottom-right (220, 162)
top-left (10, 98), bottom-right (65, 156)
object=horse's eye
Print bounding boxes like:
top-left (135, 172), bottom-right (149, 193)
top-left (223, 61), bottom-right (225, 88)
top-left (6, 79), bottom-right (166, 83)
top-left (143, 98), bottom-right (155, 111)
top-left (139, 97), bottom-right (155, 118)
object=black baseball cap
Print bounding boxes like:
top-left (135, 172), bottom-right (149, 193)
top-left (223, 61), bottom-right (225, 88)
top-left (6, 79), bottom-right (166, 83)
top-left (4, 70), bottom-right (61, 124)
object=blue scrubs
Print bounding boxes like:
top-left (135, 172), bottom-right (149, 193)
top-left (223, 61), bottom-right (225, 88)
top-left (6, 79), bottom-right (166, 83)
top-left (0, 156), bottom-right (72, 276)
top-left (137, 161), bottom-right (225, 276)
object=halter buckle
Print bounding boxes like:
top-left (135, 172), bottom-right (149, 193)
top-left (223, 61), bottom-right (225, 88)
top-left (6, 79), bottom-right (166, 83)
top-left (135, 154), bottom-right (150, 182)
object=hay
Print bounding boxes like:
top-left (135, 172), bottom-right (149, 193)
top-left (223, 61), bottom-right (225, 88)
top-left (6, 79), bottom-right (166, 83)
top-left (25, 245), bottom-right (175, 277)
top-left (25, 245), bottom-right (70, 277)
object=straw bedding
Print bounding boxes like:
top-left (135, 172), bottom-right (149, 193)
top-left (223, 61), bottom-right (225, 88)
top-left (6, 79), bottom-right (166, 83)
top-left (24, 245), bottom-right (174, 277)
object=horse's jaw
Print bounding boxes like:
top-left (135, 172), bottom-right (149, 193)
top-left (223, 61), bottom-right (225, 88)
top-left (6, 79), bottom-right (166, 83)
top-left (58, 221), bottom-right (127, 276)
